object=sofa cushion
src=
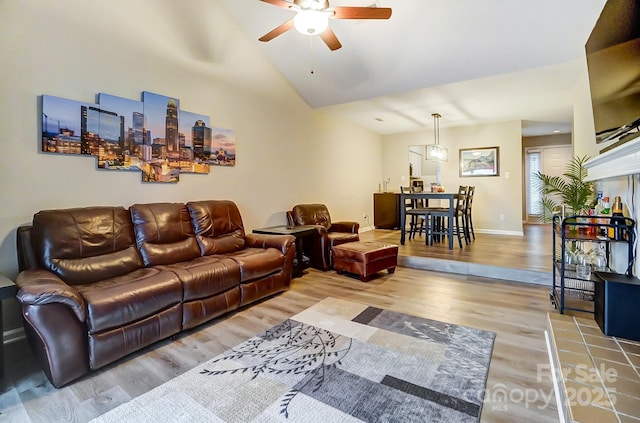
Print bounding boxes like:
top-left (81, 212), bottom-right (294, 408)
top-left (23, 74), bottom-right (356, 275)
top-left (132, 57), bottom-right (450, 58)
top-left (226, 247), bottom-right (285, 282)
top-left (187, 200), bottom-right (247, 255)
top-left (31, 207), bottom-right (143, 285)
top-left (130, 202), bottom-right (201, 266)
top-left (328, 232), bottom-right (360, 247)
top-left (88, 303), bottom-right (182, 370)
top-left (75, 268), bottom-right (182, 333)
top-left (157, 256), bottom-right (241, 301)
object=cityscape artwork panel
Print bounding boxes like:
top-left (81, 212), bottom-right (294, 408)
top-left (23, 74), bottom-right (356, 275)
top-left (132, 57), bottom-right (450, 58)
top-left (41, 91), bottom-right (236, 183)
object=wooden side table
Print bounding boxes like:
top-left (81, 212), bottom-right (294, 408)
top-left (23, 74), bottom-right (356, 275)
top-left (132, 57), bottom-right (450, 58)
top-left (252, 225), bottom-right (317, 277)
top-left (0, 274), bottom-right (16, 378)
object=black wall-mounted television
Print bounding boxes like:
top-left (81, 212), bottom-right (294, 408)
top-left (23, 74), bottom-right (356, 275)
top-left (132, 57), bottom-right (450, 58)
top-left (585, 0), bottom-right (640, 147)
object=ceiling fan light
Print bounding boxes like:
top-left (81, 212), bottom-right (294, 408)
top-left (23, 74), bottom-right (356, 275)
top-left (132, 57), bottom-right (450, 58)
top-left (294, 10), bottom-right (329, 35)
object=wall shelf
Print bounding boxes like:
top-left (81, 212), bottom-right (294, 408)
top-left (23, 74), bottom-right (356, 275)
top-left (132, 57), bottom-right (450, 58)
top-left (584, 136), bottom-right (640, 181)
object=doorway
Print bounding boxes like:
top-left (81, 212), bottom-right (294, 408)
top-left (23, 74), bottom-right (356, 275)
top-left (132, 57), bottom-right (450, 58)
top-left (525, 145), bottom-right (573, 223)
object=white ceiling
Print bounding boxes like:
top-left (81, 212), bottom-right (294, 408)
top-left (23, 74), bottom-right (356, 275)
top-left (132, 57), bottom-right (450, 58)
top-left (218, 0), bottom-right (607, 136)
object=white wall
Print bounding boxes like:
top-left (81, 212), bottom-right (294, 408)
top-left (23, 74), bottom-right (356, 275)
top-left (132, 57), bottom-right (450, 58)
top-left (572, 56), bottom-right (599, 159)
top-left (382, 121), bottom-right (524, 235)
top-left (0, 0), bottom-right (382, 330)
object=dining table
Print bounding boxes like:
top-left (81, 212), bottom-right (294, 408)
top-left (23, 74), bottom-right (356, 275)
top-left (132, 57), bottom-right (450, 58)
top-left (399, 191), bottom-right (457, 250)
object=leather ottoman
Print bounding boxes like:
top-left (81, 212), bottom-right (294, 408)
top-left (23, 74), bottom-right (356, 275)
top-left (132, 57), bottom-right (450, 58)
top-left (332, 241), bottom-right (398, 282)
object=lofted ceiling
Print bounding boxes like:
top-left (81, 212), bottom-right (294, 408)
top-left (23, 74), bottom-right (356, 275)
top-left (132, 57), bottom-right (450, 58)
top-left (218, 0), bottom-right (607, 136)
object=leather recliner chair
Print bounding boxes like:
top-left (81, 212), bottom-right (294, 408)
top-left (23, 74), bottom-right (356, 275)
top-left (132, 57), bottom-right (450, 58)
top-left (287, 204), bottom-right (359, 271)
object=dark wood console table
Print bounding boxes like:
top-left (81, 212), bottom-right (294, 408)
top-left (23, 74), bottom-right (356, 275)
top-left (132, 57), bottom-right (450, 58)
top-left (373, 192), bottom-right (400, 229)
top-left (252, 225), bottom-right (317, 278)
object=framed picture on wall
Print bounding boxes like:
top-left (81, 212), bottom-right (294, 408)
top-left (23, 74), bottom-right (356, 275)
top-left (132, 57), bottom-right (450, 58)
top-left (459, 146), bottom-right (499, 177)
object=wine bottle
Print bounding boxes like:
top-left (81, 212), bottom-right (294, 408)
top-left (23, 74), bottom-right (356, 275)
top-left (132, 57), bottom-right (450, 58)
top-left (609, 196), bottom-right (626, 240)
top-left (599, 196), bottom-right (611, 237)
top-left (590, 190), bottom-right (604, 236)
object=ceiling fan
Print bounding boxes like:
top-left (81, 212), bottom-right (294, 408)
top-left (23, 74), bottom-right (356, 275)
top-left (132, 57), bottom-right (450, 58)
top-left (258, 0), bottom-right (392, 51)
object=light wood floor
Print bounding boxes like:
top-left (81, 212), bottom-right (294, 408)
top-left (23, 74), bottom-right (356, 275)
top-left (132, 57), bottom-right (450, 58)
top-left (0, 226), bottom-right (560, 422)
top-left (360, 223), bottom-right (553, 272)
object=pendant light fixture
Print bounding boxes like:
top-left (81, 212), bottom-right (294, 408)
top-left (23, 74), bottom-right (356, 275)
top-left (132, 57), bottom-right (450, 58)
top-left (425, 113), bottom-right (448, 162)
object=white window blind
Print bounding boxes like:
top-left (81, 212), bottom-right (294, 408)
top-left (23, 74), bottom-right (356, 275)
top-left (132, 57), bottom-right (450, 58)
top-left (527, 150), bottom-right (542, 215)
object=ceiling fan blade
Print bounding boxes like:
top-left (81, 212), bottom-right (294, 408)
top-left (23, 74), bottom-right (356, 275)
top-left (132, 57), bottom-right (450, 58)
top-left (320, 27), bottom-right (342, 51)
top-left (259, 0), bottom-right (294, 10)
top-left (259, 20), bottom-right (295, 42)
top-left (332, 6), bottom-right (392, 20)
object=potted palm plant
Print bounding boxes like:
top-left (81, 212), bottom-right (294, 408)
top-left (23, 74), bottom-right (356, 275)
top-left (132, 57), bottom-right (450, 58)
top-left (535, 154), bottom-right (597, 265)
top-left (534, 154), bottom-right (596, 222)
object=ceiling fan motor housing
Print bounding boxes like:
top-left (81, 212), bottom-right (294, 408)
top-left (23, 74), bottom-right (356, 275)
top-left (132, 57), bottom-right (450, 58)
top-left (294, 0), bottom-right (330, 11)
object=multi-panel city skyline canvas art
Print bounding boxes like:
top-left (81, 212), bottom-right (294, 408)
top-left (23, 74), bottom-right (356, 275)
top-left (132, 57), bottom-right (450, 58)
top-left (41, 91), bottom-right (236, 183)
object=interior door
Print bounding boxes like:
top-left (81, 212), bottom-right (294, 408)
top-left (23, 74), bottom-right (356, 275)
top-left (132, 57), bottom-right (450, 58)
top-left (525, 145), bottom-right (573, 223)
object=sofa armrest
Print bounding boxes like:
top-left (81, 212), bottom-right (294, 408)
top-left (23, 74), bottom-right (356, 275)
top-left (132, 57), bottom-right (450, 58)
top-left (329, 221), bottom-right (360, 234)
top-left (245, 233), bottom-right (296, 255)
top-left (16, 269), bottom-right (86, 322)
top-left (309, 224), bottom-right (329, 236)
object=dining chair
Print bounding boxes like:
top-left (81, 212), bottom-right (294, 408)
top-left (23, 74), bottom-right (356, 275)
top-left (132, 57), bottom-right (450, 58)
top-left (454, 186), bottom-right (470, 245)
top-left (427, 185), bottom-right (469, 248)
top-left (400, 186), bottom-right (427, 240)
top-left (410, 185), bottom-right (430, 239)
top-left (465, 186), bottom-right (476, 241)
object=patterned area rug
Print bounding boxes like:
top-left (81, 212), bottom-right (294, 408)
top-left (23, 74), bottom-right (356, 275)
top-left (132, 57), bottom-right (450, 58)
top-left (91, 298), bottom-right (496, 423)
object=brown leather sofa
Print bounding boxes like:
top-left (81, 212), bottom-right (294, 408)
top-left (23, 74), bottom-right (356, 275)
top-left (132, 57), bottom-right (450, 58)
top-left (14, 200), bottom-right (295, 388)
top-left (287, 204), bottom-right (359, 271)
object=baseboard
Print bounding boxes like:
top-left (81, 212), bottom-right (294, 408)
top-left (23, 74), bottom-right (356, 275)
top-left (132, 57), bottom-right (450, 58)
top-left (399, 255), bottom-right (552, 286)
top-left (4, 327), bottom-right (25, 344)
top-left (474, 228), bottom-right (525, 236)
top-left (358, 226), bottom-right (375, 233)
